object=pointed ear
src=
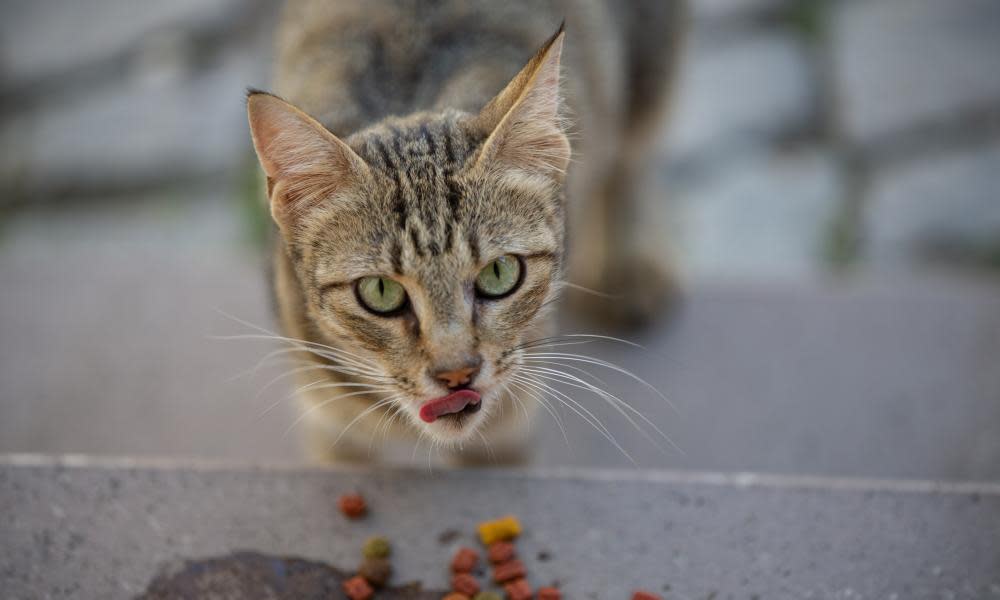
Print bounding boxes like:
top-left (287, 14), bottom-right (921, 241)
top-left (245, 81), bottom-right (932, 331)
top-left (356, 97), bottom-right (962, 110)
top-left (247, 91), bottom-right (368, 231)
top-left (474, 25), bottom-right (570, 181)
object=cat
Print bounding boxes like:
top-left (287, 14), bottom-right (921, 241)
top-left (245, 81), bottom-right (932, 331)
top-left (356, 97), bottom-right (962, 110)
top-left (247, 0), bottom-right (686, 465)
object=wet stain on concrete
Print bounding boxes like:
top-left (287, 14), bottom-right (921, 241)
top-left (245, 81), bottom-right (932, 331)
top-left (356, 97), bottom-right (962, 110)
top-left (138, 551), bottom-right (443, 599)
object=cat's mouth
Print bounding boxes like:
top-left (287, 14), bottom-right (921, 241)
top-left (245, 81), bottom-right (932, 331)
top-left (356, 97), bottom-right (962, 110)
top-left (418, 389), bottom-right (482, 423)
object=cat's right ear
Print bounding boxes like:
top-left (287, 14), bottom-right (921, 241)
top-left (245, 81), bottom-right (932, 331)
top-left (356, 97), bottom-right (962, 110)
top-left (246, 91), bottom-right (368, 232)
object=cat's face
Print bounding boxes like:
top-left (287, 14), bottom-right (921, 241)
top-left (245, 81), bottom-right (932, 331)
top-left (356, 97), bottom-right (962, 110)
top-left (248, 30), bottom-right (569, 443)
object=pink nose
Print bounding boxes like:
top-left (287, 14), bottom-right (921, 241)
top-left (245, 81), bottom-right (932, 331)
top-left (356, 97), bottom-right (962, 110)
top-left (434, 365), bottom-right (479, 389)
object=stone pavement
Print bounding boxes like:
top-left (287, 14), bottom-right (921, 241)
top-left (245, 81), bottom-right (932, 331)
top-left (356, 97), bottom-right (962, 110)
top-left (3, 456), bottom-right (998, 599)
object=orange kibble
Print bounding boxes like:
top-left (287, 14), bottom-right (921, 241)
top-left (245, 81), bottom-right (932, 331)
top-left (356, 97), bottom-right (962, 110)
top-left (503, 578), bottom-right (532, 600)
top-left (492, 559), bottom-right (526, 583)
top-left (452, 572), bottom-right (481, 596)
top-left (537, 587), bottom-right (561, 600)
top-left (451, 546), bottom-right (479, 573)
top-left (342, 575), bottom-right (374, 600)
top-left (632, 591), bottom-right (662, 600)
top-left (487, 541), bottom-right (516, 564)
top-left (477, 515), bottom-right (522, 545)
top-left (338, 493), bottom-right (367, 519)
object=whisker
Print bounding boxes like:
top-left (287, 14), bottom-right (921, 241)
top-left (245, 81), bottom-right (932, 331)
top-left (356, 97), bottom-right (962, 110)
top-left (327, 396), bottom-right (402, 449)
top-left (509, 380), bottom-right (569, 448)
top-left (511, 374), bottom-right (635, 465)
top-left (520, 365), bottom-right (681, 455)
top-left (520, 352), bottom-right (676, 412)
top-left (555, 281), bottom-right (623, 299)
top-left (286, 390), bottom-right (396, 437)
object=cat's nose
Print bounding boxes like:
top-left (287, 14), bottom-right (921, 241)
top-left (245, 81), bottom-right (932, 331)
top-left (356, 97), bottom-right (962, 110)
top-left (433, 358), bottom-right (482, 389)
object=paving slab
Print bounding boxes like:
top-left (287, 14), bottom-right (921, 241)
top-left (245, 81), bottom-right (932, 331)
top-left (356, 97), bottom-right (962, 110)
top-left (832, 0), bottom-right (1000, 146)
top-left (864, 141), bottom-right (1000, 267)
top-left (1, 456), bottom-right (998, 599)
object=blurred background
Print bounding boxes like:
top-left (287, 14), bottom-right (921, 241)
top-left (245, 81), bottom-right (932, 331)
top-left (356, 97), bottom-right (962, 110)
top-left (1, 0), bottom-right (998, 481)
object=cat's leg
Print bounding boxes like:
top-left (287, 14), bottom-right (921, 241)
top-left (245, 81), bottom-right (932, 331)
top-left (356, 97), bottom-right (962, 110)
top-left (566, 0), bottom-right (687, 330)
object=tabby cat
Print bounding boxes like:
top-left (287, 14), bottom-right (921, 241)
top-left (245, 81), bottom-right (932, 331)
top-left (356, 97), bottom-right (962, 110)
top-left (247, 0), bottom-right (685, 464)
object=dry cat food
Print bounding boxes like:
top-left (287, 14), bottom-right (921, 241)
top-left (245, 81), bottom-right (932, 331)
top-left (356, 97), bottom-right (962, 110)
top-left (333, 505), bottom-right (656, 598)
top-left (491, 559), bottom-right (526, 584)
top-left (536, 587), bottom-right (561, 600)
top-left (338, 493), bottom-right (368, 519)
top-left (476, 515), bottom-right (522, 545)
top-left (342, 574), bottom-right (374, 600)
top-left (451, 572), bottom-right (481, 596)
top-left (362, 536), bottom-right (392, 559)
top-left (486, 541), bottom-right (515, 564)
top-left (502, 578), bottom-right (532, 600)
top-left (358, 557), bottom-right (392, 587)
top-left (450, 547), bottom-right (480, 573)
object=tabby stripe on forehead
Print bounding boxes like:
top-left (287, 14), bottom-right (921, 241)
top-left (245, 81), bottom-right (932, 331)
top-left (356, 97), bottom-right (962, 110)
top-left (409, 227), bottom-right (425, 257)
top-left (442, 121), bottom-right (456, 164)
top-left (375, 138), bottom-right (408, 230)
top-left (420, 123), bottom-right (436, 157)
top-left (389, 239), bottom-right (403, 274)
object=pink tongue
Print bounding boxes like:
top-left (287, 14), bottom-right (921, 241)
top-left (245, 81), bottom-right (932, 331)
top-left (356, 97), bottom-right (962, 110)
top-left (419, 389), bottom-right (481, 423)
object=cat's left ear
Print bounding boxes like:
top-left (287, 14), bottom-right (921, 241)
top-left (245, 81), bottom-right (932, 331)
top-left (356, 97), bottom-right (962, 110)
top-left (246, 91), bottom-right (369, 232)
top-left (474, 25), bottom-right (570, 182)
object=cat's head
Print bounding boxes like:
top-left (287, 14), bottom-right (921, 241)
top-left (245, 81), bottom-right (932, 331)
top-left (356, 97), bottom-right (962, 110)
top-left (247, 29), bottom-right (569, 444)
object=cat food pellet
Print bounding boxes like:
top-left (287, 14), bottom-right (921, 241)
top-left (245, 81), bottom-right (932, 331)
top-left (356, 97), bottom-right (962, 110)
top-left (338, 493), bottom-right (367, 519)
top-left (472, 593), bottom-right (502, 600)
top-left (477, 515), bottom-right (522, 545)
top-left (442, 594), bottom-right (469, 600)
top-left (342, 575), bottom-right (374, 600)
top-left (358, 557), bottom-right (392, 587)
top-left (451, 547), bottom-right (479, 573)
top-left (537, 587), bottom-right (561, 600)
top-left (451, 573), bottom-right (481, 596)
top-left (502, 578), bottom-right (532, 600)
top-left (487, 541), bottom-right (516, 564)
top-left (492, 559), bottom-right (526, 583)
top-left (631, 591), bottom-right (662, 600)
top-left (362, 536), bottom-right (391, 559)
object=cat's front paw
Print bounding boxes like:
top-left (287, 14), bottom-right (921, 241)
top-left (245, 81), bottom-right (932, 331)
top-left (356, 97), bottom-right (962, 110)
top-left (566, 254), bottom-right (680, 332)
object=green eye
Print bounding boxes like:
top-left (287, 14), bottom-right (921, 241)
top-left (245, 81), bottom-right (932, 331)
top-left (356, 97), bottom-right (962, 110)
top-left (475, 255), bottom-right (522, 298)
top-left (356, 276), bottom-right (407, 314)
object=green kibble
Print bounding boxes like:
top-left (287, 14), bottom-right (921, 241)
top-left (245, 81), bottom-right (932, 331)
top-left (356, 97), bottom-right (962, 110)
top-left (473, 593), bottom-right (503, 600)
top-left (358, 557), bottom-right (392, 587)
top-left (362, 536), bottom-right (391, 559)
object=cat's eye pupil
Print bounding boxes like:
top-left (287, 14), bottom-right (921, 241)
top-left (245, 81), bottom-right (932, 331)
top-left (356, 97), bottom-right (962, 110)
top-left (378, 278), bottom-right (384, 295)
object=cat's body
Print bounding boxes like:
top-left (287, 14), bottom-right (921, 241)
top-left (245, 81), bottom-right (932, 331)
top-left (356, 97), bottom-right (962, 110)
top-left (250, 0), bottom-right (685, 464)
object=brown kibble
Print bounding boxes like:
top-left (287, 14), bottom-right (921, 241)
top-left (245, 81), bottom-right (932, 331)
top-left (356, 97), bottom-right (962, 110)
top-left (451, 572), bottom-right (481, 596)
top-left (338, 493), bottom-right (367, 519)
top-left (492, 559), bottom-right (526, 583)
top-left (487, 541), bottom-right (516, 564)
top-left (451, 547), bottom-right (479, 573)
top-left (632, 591), bottom-right (662, 600)
top-left (358, 557), bottom-right (392, 587)
top-left (442, 595), bottom-right (470, 600)
top-left (537, 587), bottom-right (561, 600)
top-left (503, 578), bottom-right (532, 600)
top-left (342, 575), bottom-right (374, 600)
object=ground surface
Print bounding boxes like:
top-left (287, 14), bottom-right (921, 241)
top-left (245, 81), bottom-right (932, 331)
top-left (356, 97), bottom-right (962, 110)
top-left (3, 456), bottom-right (999, 600)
